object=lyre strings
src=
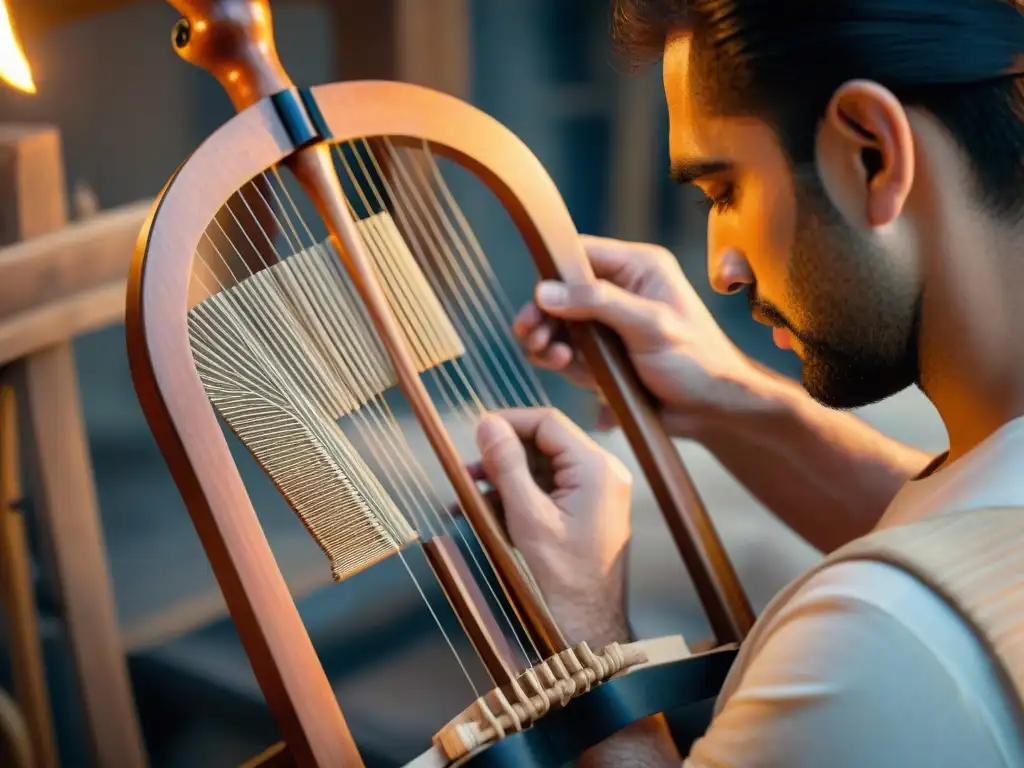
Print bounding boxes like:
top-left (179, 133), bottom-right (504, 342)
top-left (185, 137), bottom-right (555, 695)
top-left (189, 215), bottom-right (464, 579)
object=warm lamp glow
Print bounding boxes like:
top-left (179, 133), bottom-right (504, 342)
top-left (0, 0), bottom-right (36, 94)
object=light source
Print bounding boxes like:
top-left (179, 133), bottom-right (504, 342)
top-left (0, 0), bottom-right (34, 93)
top-left (0, 0), bottom-right (156, 95)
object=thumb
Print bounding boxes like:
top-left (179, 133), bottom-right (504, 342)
top-left (476, 414), bottom-right (541, 500)
top-left (535, 279), bottom-right (676, 352)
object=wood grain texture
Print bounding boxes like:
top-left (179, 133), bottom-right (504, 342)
top-left (17, 343), bottom-right (148, 768)
top-left (0, 385), bottom-right (58, 768)
top-left (0, 199), bottom-right (150, 324)
top-left (309, 80), bottom-right (754, 644)
top-left (129, 78), bottom-right (753, 766)
top-left (0, 127), bottom-right (67, 246)
top-left (0, 192), bottom-right (149, 365)
top-left (128, 99), bottom-right (363, 768)
top-left (0, 125), bottom-right (146, 768)
top-left (0, 280), bottom-right (126, 365)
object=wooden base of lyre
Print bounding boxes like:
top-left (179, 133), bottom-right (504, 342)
top-left (241, 640), bottom-right (735, 768)
top-left (0, 124), bottom-right (148, 768)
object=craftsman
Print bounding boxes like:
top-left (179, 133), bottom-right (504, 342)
top-left (474, 1), bottom-right (1024, 765)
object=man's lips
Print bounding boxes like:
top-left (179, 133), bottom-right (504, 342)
top-left (772, 326), bottom-right (793, 350)
top-left (751, 306), bottom-right (797, 352)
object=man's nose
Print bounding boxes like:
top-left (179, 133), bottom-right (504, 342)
top-left (709, 246), bottom-right (753, 295)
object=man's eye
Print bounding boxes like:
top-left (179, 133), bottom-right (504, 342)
top-left (695, 183), bottom-right (736, 215)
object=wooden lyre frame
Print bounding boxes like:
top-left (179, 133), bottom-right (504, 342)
top-left (125, 1), bottom-right (755, 765)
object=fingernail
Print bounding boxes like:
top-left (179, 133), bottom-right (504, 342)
top-left (537, 281), bottom-right (568, 308)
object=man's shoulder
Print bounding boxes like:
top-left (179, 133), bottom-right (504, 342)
top-left (785, 557), bottom-right (947, 619)
top-left (762, 558), bottom-right (960, 664)
top-left (690, 560), bottom-right (1017, 767)
top-left (775, 557), bottom-right (1010, 669)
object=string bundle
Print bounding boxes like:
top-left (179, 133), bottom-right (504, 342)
top-left (183, 138), bottom-right (566, 701)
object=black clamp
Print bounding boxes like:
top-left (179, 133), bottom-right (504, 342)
top-left (270, 88), bottom-right (333, 151)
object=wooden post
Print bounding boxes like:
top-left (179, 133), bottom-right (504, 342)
top-left (0, 124), bottom-right (148, 768)
top-left (0, 127), bottom-right (68, 241)
top-left (0, 383), bottom-right (58, 768)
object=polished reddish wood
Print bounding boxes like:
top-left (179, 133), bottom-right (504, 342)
top-left (286, 146), bottom-right (569, 659)
top-left (167, 0), bottom-right (569, 659)
top-left (308, 80), bottom-right (755, 644)
top-left (422, 535), bottom-right (519, 688)
top-left (166, 0), bottom-right (292, 112)
top-left (128, 81), bottom-right (755, 768)
top-left (127, 101), bottom-right (362, 767)
top-left (129, 5), bottom-right (752, 767)
top-left (128, 81), bottom-right (753, 767)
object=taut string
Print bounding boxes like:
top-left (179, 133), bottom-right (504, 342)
top-left (191, 178), bottom-right (483, 693)
top-left (186, 136), bottom-right (565, 691)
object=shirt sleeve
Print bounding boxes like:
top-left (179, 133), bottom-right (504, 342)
top-left (682, 561), bottom-right (1005, 768)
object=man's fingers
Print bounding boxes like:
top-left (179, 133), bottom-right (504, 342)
top-left (534, 279), bottom-right (677, 352)
top-left (513, 302), bottom-right (544, 339)
top-left (579, 235), bottom-right (675, 280)
top-left (528, 341), bottom-right (575, 371)
top-left (488, 408), bottom-right (598, 460)
top-left (475, 415), bottom-right (539, 498)
top-left (526, 320), bottom-right (556, 353)
top-left (578, 234), bottom-right (634, 279)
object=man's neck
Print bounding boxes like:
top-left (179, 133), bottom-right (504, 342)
top-left (918, 218), bottom-right (1024, 464)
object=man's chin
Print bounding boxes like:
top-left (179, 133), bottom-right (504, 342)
top-left (800, 366), bottom-right (913, 410)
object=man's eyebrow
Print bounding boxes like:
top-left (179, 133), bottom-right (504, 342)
top-left (670, 159), bottom-right (732, 185)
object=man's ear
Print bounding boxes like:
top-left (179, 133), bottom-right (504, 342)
top-left (815, 80), bottom-right (915, 228)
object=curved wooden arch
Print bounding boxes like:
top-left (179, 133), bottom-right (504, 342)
top-left (308, 80), bottom-right (750, 642)
top-left (127, 80), bottom-right (751, 767)
top-left (126, 100), bottom-right (356, 766)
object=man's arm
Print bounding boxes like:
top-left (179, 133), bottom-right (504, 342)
top-left (515, 237), bottom-right (936, 553)
top-left (690, 367), bottom-right (934, 552)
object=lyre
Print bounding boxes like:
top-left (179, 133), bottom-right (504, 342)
top-left (125, 1), bottom-right (754, 765)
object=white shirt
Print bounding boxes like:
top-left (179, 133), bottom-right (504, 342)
top-left (685, 416), bottom-right (1024, 768)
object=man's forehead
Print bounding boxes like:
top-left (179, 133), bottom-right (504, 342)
top-left (663, 33), bottom-right (782, 176)
top-left (663, 32), bottom-right (706, 160)
top-left (663, 32), bottom-right (695, 118)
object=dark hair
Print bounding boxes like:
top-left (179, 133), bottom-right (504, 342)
top-left (612, 0), bottom-right (1024, 218)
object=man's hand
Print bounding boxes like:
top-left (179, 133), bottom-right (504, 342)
top-left (474, 408), bottom-right (632, 649)
top-left (514, 235), bottom-right (765, 436)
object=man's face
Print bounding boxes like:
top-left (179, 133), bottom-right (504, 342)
top-left (664, 33), bottom-right (922, 409)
